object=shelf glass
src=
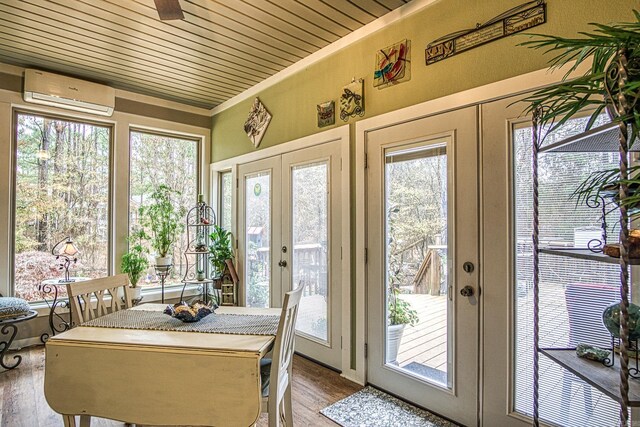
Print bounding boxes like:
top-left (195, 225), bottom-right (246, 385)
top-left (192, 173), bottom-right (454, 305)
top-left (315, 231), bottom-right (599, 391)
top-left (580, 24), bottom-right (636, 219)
top-left (539, 247), bottom-right (640, 265)
top-left (539, 122), bottom-right (640, 153)
top-left (540, 348), bottom-right (640, 406)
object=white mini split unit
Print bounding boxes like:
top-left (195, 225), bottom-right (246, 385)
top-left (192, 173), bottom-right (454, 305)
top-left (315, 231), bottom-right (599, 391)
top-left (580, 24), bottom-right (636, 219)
top-left (23, 69), bottom-right (115, 117)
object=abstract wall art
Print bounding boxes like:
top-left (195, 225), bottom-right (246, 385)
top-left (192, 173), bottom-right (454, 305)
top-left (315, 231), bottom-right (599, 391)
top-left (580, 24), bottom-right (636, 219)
top-left (374, 39), bottom-right (411, 88)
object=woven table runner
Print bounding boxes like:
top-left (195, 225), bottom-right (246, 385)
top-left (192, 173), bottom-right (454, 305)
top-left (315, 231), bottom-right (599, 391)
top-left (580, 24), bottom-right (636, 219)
top-left (81, 309), bottom-right (279, 336)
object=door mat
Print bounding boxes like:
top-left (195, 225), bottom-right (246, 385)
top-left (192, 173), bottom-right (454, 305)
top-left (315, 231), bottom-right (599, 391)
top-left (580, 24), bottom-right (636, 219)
top-left (320, 386), bottom-right (458, 427)
top-left (402, 362), bottom-right (448, 385)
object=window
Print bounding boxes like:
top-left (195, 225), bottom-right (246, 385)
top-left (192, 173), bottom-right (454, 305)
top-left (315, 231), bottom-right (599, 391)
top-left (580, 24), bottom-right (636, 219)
top-left (129, 130), bottom-right (199, 288)
top-left (219, 170), bottom-right (232, 232)
top-left (13, 113), bottom-right (111, 302)
top-left (513, 115), bottom-right (621, 425)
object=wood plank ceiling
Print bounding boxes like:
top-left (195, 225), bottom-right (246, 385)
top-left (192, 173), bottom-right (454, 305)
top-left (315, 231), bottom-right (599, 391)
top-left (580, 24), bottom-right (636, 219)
top-left (0, 0), bottom-right (412, 109)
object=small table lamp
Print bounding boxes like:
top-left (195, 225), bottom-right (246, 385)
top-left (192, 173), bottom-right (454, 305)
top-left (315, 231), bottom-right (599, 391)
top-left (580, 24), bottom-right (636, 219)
top-left (52, 237), bottom-right (79, 283)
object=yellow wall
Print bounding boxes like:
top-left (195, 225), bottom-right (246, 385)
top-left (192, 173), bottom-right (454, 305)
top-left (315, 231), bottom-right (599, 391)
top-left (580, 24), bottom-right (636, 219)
top-left (211, 0), bottom-right (638, 161)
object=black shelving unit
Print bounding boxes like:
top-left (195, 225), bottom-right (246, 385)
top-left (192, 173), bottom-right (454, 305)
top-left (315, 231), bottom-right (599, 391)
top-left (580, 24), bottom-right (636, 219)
top-left (531, 100), bottom-right (638, 425)
top-left (181, 196), bottom-right (216, 304)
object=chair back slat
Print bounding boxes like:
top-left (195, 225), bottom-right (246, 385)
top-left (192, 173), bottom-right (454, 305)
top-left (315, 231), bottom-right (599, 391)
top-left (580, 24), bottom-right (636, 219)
top-left (269, 284), bottom-right (304, 412)
top-left (66, 274), bottom-right (132, 325)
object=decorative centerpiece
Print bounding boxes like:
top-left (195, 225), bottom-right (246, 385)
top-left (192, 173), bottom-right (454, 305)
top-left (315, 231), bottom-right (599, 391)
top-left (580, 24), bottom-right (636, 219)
top-left (163, 301), bottom-right (215, 323)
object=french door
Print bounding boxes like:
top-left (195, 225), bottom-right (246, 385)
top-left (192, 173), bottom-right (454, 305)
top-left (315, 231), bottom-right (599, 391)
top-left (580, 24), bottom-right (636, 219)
top-left (365, 106), bottom-right (479, 426)
top-left (237, 141), bottom-right (343, 369)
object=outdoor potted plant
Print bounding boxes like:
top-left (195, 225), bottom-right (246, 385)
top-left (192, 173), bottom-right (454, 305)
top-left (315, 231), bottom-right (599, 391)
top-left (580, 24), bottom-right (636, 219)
top-left (209, 225), bottom-right (233, 279)
top-left (387, 286), bottom-right (419, 364)
top-left (139, 185), bottom-right (186, 267)
top-left (121, 228), bottom-right (149, 299)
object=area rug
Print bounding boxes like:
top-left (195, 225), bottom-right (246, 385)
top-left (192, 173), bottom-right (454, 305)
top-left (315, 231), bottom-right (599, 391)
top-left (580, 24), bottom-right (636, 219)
top-left (320, 386), bottom-right (457, 427)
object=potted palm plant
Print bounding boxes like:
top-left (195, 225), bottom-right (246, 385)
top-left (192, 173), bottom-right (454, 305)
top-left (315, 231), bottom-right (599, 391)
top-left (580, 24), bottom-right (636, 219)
top-left (121, 228), bottom-right (149, 299)
top-left (209, 225), bottom-right (233, 279)
top-left (520, 12), bottom-right (640, 210)
top-left (387, 285), bottom-right (419, 364)
top-left (139, 185), bottom-right (186, 267)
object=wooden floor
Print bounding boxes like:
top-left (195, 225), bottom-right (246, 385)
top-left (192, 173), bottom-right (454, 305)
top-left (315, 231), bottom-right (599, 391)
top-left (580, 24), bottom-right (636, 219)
top-left (0, 346), bottom-right (362, 427)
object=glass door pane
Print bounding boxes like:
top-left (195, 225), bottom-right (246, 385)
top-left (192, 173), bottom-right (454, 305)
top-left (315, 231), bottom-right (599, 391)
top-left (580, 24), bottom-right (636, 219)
top-left (291, 162), bottom-right (329, 342)
top-left (384, 144), bottom-right (450, 387)
top-left (245, 171), bottom-right (271, 308)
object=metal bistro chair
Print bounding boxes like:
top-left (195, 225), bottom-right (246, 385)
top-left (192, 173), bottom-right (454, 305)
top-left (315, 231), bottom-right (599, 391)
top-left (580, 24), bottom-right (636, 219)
top-left (66, 274), bottom-right (133, 325)
top-left (260, 284), bottom-right (304, 426)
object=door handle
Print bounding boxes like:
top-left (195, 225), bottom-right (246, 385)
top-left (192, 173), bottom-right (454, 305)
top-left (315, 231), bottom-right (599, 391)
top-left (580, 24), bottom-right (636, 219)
top-left (460, 285), bottom-right (474, 297)
top-left (278, 260), bottom-right (287, 267)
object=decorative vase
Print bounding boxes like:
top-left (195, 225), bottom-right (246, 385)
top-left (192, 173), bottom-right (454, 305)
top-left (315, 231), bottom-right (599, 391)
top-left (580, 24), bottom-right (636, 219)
top-left (386, 323), bottom-right (406, 364)
top-left (130, 286), bottom-right (142, 300)
top-left (602, 301), bottom-right (640, 341)
top-left (196, 271), bottom-right (205, 281)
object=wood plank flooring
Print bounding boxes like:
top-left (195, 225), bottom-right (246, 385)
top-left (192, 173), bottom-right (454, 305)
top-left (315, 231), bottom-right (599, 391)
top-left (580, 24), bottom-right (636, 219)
top-left (0, 346), bottom-right (362, 426)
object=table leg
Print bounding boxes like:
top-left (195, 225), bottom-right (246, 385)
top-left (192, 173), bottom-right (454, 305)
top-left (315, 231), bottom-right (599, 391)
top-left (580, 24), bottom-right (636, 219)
top-left (79, 414), bottom-right (91, 427)
top-left (0, 323), bottom-right (21, 370)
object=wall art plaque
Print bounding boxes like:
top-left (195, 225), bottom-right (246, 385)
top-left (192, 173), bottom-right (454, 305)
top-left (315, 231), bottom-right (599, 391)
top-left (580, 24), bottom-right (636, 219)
top-left (243, 97), bottom-right (272, 148)
top-left (317, 100), bottom-right (335, 128)
top-left (340, 79), bottom-right (364, 122)
top-left (374, 39), bottom-right (411, 89)
top-left (425, 0), bottom-right (546, 65)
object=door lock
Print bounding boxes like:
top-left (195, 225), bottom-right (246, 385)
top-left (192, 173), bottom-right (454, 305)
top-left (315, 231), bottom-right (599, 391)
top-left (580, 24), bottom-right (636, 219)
top-left (463, 262), bottom-right (474, 273)
top-left (282, 246), bottom-right (287, 253)
top-left (278, 260), bottom-right (287, 267)
top-left (460, 285), bottom-right (474, 297)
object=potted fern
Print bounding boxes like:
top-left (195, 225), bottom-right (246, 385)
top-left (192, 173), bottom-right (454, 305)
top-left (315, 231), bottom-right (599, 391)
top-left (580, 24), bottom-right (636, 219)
top-left (139, 185), bottom-right (186, 267)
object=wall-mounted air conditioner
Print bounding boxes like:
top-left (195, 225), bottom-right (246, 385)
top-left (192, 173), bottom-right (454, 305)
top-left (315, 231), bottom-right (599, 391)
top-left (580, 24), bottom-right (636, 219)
top-left (23, 69), bottom-right (115, 117)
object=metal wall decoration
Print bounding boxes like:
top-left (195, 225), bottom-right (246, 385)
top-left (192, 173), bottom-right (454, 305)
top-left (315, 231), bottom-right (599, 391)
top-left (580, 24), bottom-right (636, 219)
top-left (374, 39), bottom-right (411, 89)
top-left (425, 0), bottom-right (546, 65)
top-left (243, 97), bottom-right (272, 148)
top-left (317, 100), bottom-right (335, 128)
top-left (340, 79), bottom-right (364, 121)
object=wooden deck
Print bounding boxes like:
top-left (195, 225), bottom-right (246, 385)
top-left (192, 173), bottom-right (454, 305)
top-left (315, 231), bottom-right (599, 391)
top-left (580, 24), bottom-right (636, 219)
top-left (396, 293), bottom-right (448, 375)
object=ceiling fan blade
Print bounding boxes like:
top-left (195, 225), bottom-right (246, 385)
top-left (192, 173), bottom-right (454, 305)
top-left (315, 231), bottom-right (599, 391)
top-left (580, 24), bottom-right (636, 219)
top-left (154, 0), bottom-right (184, 20)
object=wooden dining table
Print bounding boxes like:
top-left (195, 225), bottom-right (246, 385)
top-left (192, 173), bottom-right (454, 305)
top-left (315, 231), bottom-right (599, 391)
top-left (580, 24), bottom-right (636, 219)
top-left (44, 304), bottom-right (281, 427)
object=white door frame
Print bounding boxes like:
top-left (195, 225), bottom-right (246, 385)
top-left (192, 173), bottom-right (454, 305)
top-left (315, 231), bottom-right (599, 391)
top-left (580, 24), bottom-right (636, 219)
top-left (210, 125), bottom-right (353, 379)
top-left (354, 64), bottom-right (591, 404)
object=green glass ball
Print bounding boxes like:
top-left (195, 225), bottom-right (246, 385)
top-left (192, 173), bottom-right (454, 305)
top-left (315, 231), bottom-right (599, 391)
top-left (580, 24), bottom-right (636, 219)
top-left (602, 302), bottom-right (640, 341)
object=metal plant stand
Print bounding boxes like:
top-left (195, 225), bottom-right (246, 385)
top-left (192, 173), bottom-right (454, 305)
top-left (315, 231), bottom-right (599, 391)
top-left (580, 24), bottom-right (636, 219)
top-left (0, 310), bottom-right (37, 371)
top-left (154, 265), bottom-right (172, 304)
top-left (38, 278), bottom-right (88, 342)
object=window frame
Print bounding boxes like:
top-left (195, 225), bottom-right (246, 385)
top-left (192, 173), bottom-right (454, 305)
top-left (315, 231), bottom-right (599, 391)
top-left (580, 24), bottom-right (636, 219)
top-left (218, 169), bottom-right (233, 230)
top-left (10, 108), bottom-right (115, 298)
top-left (127, 127), bottom-right (203, 291)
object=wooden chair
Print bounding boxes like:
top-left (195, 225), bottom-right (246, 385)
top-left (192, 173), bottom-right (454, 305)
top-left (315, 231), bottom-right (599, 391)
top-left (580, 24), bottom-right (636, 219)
top-left (66, 274), bottom-right (133, 325)
top-left (260, 284), bottom-right (304, 426)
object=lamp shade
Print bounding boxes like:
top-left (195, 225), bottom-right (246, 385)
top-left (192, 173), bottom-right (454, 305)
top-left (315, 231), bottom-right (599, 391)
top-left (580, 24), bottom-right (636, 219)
top-left (59, 239), bottom-right (79, 257)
